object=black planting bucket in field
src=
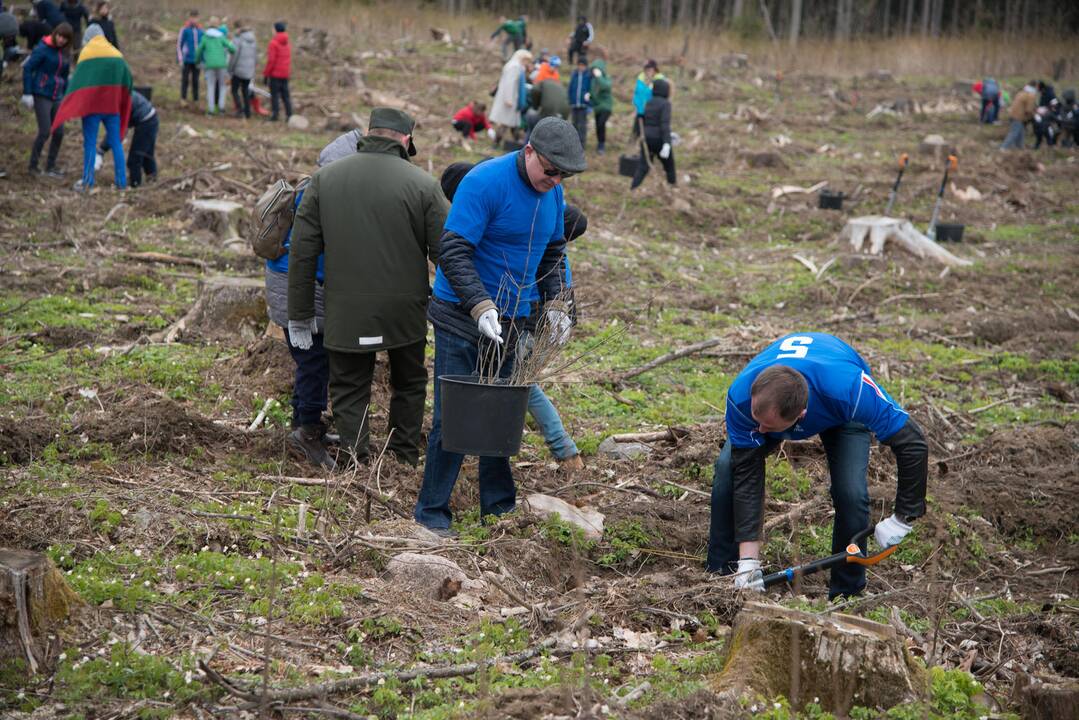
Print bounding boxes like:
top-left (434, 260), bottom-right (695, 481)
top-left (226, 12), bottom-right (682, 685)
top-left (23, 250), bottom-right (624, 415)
top-left (134, 85), bottom-right (153, 101)
top-left (818, 189), bottom-right (844, 210)
top-left (618, 154), bottom-right (640, 177)
top-left (934, 223), bottom-right (965, 242)
top-left (439, 375), bottom-right (530, 457)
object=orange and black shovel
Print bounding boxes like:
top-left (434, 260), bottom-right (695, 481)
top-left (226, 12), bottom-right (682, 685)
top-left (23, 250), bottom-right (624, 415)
top-left (884, 153), bottom-right (909, 216)
top-left (761, 525), bottom-right (899, 590)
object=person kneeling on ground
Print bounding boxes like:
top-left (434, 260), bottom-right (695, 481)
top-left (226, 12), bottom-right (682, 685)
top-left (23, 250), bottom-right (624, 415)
top-left (709, 332), bottom-right (927, 599)
top-left (631, 77), bottom-right (675, 189)
top-left (451, 100), bottom-right (494, 141)
top-left (289, 109), bottom-right (446, 469)
top-left (96, 88), bottom-right (156, 187)
top-left (439, 159), bottom-right (587, 471)
top-left (415, 117), bottom-right (586, 537)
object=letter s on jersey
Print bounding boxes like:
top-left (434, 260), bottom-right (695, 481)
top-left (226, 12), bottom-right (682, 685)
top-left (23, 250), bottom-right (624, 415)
top-left (776, 335), bottom-right (814, 359)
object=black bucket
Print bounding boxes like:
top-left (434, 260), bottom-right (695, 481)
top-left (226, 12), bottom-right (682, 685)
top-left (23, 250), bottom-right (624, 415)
top-left (934, 223), bottom-right (965, 242)
top-left (439, 375), bottom-right (530, 457)
top-left (503, 139), bottom-right (524, 152)
top-left (618, 154), bottom-right (640, 177)
top-left (134, 85), bottom-right (153, 101)
top-left (818, 189), bottom-right (844, 210)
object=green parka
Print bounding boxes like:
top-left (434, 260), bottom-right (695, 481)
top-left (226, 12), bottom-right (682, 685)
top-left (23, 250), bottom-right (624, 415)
top-left (588, 59), bottom-right (613, 113)
top-left (529, 79), bottom-right (570, 120)
top-left (288, 135), bottom-right (448, 353)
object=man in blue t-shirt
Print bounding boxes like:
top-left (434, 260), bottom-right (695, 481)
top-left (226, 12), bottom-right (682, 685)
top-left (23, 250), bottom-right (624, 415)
top-left (416, 117), bottom-right (587, 535)
top-left (710, 332), bottom-right (928, 599)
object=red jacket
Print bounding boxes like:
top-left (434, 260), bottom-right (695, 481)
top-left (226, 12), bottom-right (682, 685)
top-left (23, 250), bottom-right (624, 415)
top-left (263, 31), bottom-right (291, 79)
top-left (452, 104), bottom-right (490, 138)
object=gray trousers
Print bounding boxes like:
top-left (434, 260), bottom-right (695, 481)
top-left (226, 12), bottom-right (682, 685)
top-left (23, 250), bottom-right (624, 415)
top-left (1000, 120), bottom-right (1025, 150)
top-left (571, 107), bottom-right (589, 149)
top-left (30, 96), bottom-right (64, 171)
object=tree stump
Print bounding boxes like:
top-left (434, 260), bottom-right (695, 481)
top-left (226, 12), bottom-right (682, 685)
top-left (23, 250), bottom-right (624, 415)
top-left (157, 276), bottom-right (267, 343)
top-left (714, 602), bottom-right (928, 714)
top-left (0, 549), bottom-right (82, 675)
top-left (185, 199), bottom-right (246, 246)
top-left (841, 216), bottom-right (972, 267)
top-left (1012, 673), bottom-right (1079, 720)
top-left (918, 134), bottom-right (951, 158)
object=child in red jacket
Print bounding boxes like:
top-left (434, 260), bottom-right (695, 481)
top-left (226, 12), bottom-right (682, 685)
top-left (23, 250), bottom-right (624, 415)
top-left (451, 101), bottom-right (494, 140)
top-left (263, 20), bottom-right (291, 121)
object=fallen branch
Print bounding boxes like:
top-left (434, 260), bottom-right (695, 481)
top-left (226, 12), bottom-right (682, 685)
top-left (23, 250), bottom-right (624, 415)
top-left (613, 338), bottom-right (729, 382)
top-left (762, 499), bottom-right (816, 533)
top-left (248, 397), bottom-right (275, 431)
top-left (608, 427), bottom-right (689, 444)
top-left (200, 610), bottom-right (593, 704)
top-left (122, 251), bottom-right (207, 269)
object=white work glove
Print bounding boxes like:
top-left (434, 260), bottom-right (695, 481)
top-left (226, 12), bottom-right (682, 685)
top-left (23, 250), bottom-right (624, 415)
top-left (21, 94), bottom-right (34, 109)
top-left (287, 318), bottom-right (317, 350)
top-left (476, 308), bottom-right (503, 344)
top-left (486, 127), bottom-right (497, 141)
top-left (659, 143), bottom-right (671, 159)
top-left (874, 514), bottom-right (913, 549)
top-left (584, 92), bottom-right (591, 103)
top-left (592, 68), bottom-right (601, 78)
top-left (94, 152), bottom-right (104, 171)
top-left (545, 307), bottom-right (572, 345)
top-left (734, 558), bottom-right (764, 592)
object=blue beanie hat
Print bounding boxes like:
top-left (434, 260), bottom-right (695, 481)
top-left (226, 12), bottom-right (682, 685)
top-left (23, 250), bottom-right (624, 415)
top-left (274, 21), bottom-right (286, 32)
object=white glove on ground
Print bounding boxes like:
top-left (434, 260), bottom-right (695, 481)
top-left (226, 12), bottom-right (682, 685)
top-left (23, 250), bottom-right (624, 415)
top-left (659, 143), bottom-right (671, 159)
top-left (546, 308), bottom-right (572, 345)
top-left (874, 514), bottom-right (913, 549)
top-left (94, 153), bottom-right (104, 172)
top-left (486, 127), bottom-right (497, 141)
top-left (477, 308), bottom-right (503, 344)
top-left (287, 318), bottom-right (318, 350)
top-left (21, 94), bottom-right (34, 109)
top-left (735, 558), bottom-right (764, 592)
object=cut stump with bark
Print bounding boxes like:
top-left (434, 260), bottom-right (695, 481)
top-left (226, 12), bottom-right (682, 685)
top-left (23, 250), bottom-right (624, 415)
top-left (713, 602), bottom-right (928, 714)
top-left (1012, 673), bottom-right (1079, 720)
top-left (0, 549), bottom-right (82, 675)
top-left (841, 216), bottom-right (972, 267)
top-left (157, 276), bottom-right (267, 343)
top-left (185, 199), bottom-right (246, 248)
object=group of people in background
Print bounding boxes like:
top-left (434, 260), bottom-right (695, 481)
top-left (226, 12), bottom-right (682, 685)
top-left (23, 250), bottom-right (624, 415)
top-left (15, 1), bottom-right (158, 190)
top-left (176, 10), bottom-right (292, 121)
top-left (979, 77), bottom-right (1078, 150)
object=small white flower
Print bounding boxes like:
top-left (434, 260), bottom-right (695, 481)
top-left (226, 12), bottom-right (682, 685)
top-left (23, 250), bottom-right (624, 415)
top-left (133, 549), bottom-right (142, 557)
top-left (377, 678), bottom-right (385, 686)
top-left (120, 509), bottom-right (129, 516)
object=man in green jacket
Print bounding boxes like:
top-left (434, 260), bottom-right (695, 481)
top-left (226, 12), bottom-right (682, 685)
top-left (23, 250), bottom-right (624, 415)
top-left (527, 79), bottom-right (569, 137)
top-left (589, 59), bottom-right (613, 154)
top-left (288, 108), bottom-right (448, 467)
top-left (195, 22), bottom-right (234, 115)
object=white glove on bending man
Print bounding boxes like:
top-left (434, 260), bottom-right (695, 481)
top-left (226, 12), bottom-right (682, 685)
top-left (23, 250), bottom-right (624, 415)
top-left (287, 318), bottom-right (318, 350)
top-left (659, 143), bottom-right (671, 160)
top-left (734, 558), bottom-right (764, 592)
top-left (874, 514), bottom-right (913, 549)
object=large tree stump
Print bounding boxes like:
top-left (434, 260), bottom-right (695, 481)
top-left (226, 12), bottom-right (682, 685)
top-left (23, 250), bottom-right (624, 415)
top-left (154, 276), bottom-right (267, 343)
top-left (841, 216), bottom-right (972, 267)
top-left (1012, 673), bottom-right (1079, 720)
top-left (185, 198), bottom-right (246, 247)
top-left (0, 550), bottom-right (82, 675)
top-left (714, 602), bottom-right (928, 714)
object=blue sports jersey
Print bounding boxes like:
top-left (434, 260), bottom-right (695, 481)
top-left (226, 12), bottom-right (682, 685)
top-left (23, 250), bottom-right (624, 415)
top-left (725, 333), bottom-right (908, 448)
top-left (432, 152), bottom-right (565, 318)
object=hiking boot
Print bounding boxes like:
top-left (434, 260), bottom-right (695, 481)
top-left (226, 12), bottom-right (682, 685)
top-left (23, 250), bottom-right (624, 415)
top-left (287, 424), bottom-right (337, 471)
top-left (428, 527), bottom-right (459, 540)
top-left (45, 167), bottom-right (65, 178)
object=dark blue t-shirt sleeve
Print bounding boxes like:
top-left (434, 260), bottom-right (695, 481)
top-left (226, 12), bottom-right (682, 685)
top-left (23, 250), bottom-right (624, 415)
top-left (443, 174), bottom-right (491, 247)
top-left (850, 372), bottom-right (909, 441)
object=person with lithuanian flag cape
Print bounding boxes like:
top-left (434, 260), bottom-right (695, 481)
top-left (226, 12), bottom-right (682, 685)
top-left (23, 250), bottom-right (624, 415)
top-left (51, 21), bottom-right (131, 190)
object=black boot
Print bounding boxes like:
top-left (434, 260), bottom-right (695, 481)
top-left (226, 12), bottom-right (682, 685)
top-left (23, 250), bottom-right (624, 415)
top-left (287, 423), bottom-right (336, 471)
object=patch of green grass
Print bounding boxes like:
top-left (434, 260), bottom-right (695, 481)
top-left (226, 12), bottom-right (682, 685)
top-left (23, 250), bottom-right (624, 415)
top-left (59, 550), bottom-right (160, 611)
top-left (865, 606), bottom-right (930, 634)
top-left (539, 514), bottom-right (596, 555)
top-left (597, 519), bottom-right (654, 567)
top-left (0, 294), bottom-right (128, 334)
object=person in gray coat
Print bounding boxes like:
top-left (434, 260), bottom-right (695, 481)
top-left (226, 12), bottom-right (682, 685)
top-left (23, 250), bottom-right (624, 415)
top-left (228, 20), bottom-right (257, 118)
top-left (264, 128), bottom-right (362, 470)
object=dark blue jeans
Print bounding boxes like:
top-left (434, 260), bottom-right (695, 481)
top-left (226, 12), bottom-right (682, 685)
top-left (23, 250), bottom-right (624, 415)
top-left (285, 330), bottom-right (329, 428)
top-left (414, 327), bottom-right (517, 530)
top-left (708, 422), bottom-right (871, 599)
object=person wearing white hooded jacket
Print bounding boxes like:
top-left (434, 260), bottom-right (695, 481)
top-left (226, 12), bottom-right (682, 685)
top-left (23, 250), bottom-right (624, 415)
top-left (228, 20), bottom-right (256, 118)
top-left (489, 49), bottom-right (531, 146)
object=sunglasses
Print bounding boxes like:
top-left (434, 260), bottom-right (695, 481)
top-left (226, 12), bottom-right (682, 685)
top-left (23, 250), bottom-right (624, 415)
top-left (536, 153), bottom-right (576, 180)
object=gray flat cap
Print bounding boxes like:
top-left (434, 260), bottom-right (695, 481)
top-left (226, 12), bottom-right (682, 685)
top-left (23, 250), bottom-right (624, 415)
top-left (529, 117), bottom-right (587, 174)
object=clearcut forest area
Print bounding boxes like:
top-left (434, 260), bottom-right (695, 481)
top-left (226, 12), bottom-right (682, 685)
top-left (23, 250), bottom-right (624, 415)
top-left (1, 1), bottom-right (1077, 719)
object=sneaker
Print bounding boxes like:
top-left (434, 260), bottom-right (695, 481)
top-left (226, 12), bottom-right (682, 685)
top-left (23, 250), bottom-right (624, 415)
top-left (287, 424), bottom-right (337, 471)
top-left (45, 167), bottom-right (65, 178)
top-left (73, 180), bottom-right (86, 193)
top-left (428, 527), bottom-right (459, 540)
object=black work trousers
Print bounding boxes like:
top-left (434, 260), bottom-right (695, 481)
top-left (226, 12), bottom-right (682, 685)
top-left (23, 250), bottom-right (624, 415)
top-left (269, 77), bottom-right (292, 120)
top-left (29, 95), bottom-right (63, 171)
top-left (327, 340), bottom-right (427, 466)
top-left (181, 62), bottom-right (200, 101)
top-left (631, 136), bottom-right (676, 189)
top-left (230, 76), bottom-right (251, 118)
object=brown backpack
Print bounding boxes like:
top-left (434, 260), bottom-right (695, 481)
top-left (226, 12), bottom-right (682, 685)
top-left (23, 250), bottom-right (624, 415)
top-left (250, 177), bottom-right (310, 260)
